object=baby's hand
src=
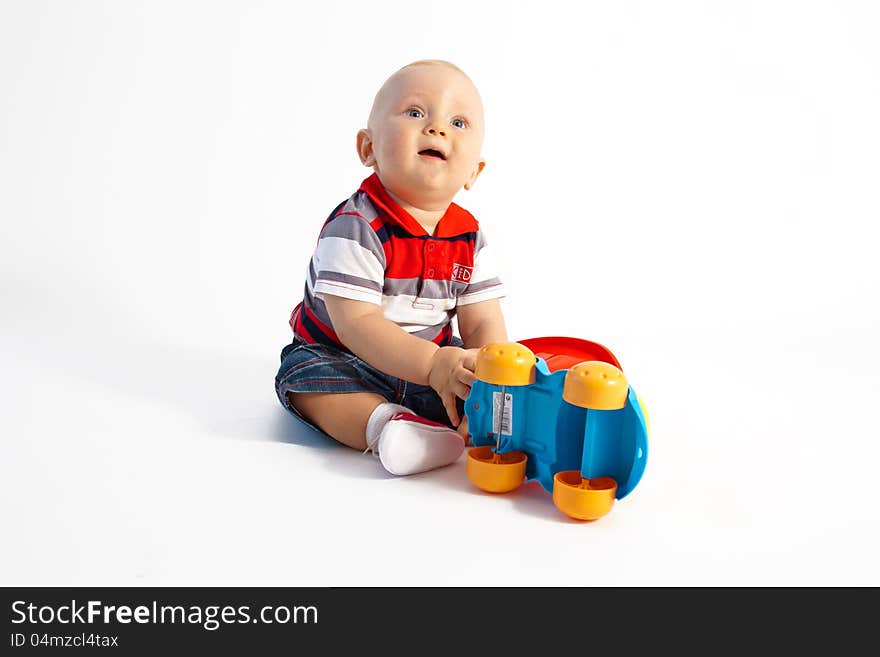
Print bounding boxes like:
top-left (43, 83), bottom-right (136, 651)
top-left (428, 347), bottom-right (479, 427)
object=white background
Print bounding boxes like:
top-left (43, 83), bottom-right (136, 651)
top-left (2, 1), bottom-right (878, 586)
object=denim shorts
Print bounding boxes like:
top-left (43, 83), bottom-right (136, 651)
top-left (274, 337), bottom-right (464, 433)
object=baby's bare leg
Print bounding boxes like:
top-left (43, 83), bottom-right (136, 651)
top-left (287, 391), bottom-right (386, 450)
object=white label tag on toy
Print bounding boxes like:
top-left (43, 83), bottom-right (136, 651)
top-left (492, 392), bottom-right (513, 436)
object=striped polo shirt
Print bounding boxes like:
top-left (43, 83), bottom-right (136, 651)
top-left (290, 173), bottom-right (505, 349)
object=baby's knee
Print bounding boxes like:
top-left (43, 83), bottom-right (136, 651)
top-left (286, 391), bottom-right (303, 412)
top-left (286, 391), bottom-right (323, 428)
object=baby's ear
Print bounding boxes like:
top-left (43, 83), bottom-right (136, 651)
top-left (357, 129), bottom-right (376, 167)
top-left (463, 159), bottom-right (486, 190)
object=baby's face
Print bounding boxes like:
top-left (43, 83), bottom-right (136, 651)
top-left (359, 64), bottom-right (486, 209)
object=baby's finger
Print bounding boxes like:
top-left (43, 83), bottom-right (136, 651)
top-left (462, 350), bottom-right (478, 372)
top-left (457, 367), bottom-right (476, 387)
top-left (451, 381), bottom-right (471, 402)
top-left (442, 392), bottom-right (460, 426)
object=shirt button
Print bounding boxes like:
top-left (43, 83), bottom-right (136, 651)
top-left (427, 268), bottom-right (435, 277)
top-left (427, 243), bottom-right (435, 252)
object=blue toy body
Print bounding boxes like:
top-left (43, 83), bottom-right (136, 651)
top-left (464, 344), bottom-right (649, 503)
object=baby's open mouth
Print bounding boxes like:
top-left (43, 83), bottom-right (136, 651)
top-left (418, 149), bottom-right (446, 160)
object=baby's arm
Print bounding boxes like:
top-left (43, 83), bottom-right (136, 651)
top-left (456, 298), bottom-right (508, 349)
top-left (323, 294), bottom-right (474, 426)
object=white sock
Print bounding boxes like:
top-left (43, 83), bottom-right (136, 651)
top-left (364, 403), bottom-right (465, 476)
top-left (365, 403), bottom-right (410, 453)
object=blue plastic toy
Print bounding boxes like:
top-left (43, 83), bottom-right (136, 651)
top-left (463, 337), bottom-right (649, 520)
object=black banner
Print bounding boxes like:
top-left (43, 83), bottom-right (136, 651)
top-left (1, 587), bottom-right (872, 653)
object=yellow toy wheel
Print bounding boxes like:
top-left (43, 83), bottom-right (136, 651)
top-left (474, 342), bottom-right (536, 386)
top-left (552, 471), bottom-right (617, 520)
top-left (562, 361), bottom-right (628, 410)
top-left (466, 446), bottom-right (527, 493)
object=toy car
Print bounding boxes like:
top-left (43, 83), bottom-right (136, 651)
top-left (464, 337), bottom-right (650, 520)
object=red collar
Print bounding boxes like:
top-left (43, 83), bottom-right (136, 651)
top-left (359, 173), bottom-right (478, 238)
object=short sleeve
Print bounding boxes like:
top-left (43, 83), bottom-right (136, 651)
top-left (457, 230), bottom-right (506, 306)
top-left (311, 216), bottom-right (386, 305)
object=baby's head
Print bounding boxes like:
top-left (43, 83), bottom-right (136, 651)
top-left (357, 60), bottom-right (486, 211)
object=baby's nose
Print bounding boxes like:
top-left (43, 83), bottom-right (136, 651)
top-left (426, 126), bottom-right (446, 137)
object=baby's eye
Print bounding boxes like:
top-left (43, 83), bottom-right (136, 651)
top-left (406, 108), bottom-right (424, 119)
top-left (451, 118), bottom-right (467, 129)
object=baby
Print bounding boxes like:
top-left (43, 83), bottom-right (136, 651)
top-left (275, 60), bottom-right (508, 475)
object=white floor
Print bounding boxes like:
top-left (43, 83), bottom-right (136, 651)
top-left (3, 283), bottom-right (878, 586)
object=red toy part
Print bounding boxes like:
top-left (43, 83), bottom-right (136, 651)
top-left (518, 336), bottom-right (622, 373)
